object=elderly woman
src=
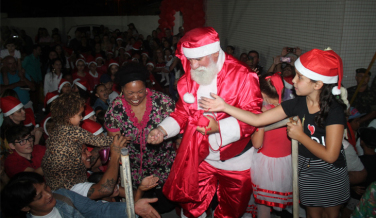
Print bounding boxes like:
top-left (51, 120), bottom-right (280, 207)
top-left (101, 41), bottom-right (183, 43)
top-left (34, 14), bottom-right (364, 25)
top-left (104, 62), bottom-right (176, 213)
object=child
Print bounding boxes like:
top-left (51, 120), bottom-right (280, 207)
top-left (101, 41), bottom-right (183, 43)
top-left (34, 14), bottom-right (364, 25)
top-left (41, 93), bottom-right (119, 191)
top-left (91, 84), bottom-right (110, 111)
top-left (251, 73), bottom-right (293, 217)
top-left (4, 126), bottom-right (46, 178)
top-left (72, 58), bottom-right (88, 82)
top-left (96, 54), bottom-right (107, 75)
top-left (199, 48), bottom-right (350, 218)
top-left (86, 56), bottom-right (100, 90)
top-left (100, 74), bottom-right (118, 103)
top-left (72, 79), bottom-right (90, 103)
top-left (83, 104), bottom-right (96, 121)
top-left (57, 78), bottom-right (71, 94)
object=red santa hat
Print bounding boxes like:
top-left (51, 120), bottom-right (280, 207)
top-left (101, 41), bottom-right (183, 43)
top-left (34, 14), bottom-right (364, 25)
top-left (131, 57), bottom-right (139, 63)
top-left (86, 55), bottom-right (97, 67)
top-left (83, 104), bottom-right (95, 120)
top-left (79, 54), bottom-right (88, 60)
top-left (75, 58), bottom-right (86, 67)
top-left (63, 47), bottom-right (74, 56)
top-left (283, 75), bottom-right (294, 89)
top-left (0, 96), bottom-right (24, 117)
top-left (125, 51), bottom-right (131, 57)
top-left (58, 79), bottom-right (71, 93)
top-left (41, 114), bottom-right (51, 136)
top-left (175, 27), bottom-right (221, 103)
top-left (95, 54), bottom-right (104, 62)
top-left (117, 47), bottom-right (125, 52)
top-left (294, 48), bottom-right (343, 95)
top-left (74, 79), bottom-right (90, 92)
top-left (141, 52), bottom-right (149, 58)
top-left (106, 50), bottom-right (114, 56)
top-left (43, 91), bottom-right (59, 111)
top-left (116, 37), bottom-right (123, 41)
top-left (146, 61), bottom-right (154, 68)
top-left (132, 41), bottom-right (142, 50)
top-left (108, 59), bottom-right (119, 68)
top-left (24, 108), bottom-right (36, 127)
top-left (81, 119), bottom-right (104, 136)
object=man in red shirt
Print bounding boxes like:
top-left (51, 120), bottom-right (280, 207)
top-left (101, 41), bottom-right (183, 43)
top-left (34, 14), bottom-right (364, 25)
top-left (5, 126), bottom-right (46, 178)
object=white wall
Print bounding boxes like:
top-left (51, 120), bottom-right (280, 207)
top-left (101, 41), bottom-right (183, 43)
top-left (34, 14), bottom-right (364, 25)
top-left (1, 15), bottom-right (163, 41)
top-left (205, 0), bottom-right (376, 88)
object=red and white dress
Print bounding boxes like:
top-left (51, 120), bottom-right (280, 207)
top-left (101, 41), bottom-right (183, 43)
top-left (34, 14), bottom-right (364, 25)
top-left (251, 104), bottom-right (293, 210)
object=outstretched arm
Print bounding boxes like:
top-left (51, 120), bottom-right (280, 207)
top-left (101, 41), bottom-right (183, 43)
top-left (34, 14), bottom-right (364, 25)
top-left (199, 93), bottom-right (287, 127)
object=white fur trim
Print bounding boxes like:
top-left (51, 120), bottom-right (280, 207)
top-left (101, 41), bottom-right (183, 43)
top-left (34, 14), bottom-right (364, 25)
top-left (183, 92), bottom-right (195, 104)
top-left (47, 95), bottom-right (59, 105)
top-left (159, 117), bottom-right (181, 139)
top-left (146, 62), bottom-right (154, 68)
top-left (76, 82), bottom-right (87, 91)
top-left (283, 79), bottom-right (293, 89)
top-left (44, 117), bottom-right (51, 136)
top-left (88, 61), bottom-right (97, 67)
top-left (4, 103), bottom-right (23, 117)
top-left (295, 58), bottom-right (338, 84)
top-left (108, 63), bottom-right (119, 68)
top-left (89, 71), bottom-right (98, 78)
top-left (332, 86), bottom-right (341, 95)
top-left (73, 78), bottom-right (80, 85)
top-left (58, 81), bottom-right (70, 92)
top-left (93, 127), bottom-right (104, 136)
top-left (83, 111), bottom-right (95, 120)
top-left (75, 59), bottom-right (86, 67)
top-left (205, 147), bottom-right (254, 171)
top-left (183, 41), bottom-right (221, 59)
top-left (218, 116), bottom-right (241, 146)
top-left (24, 122), bottom-right (33, 127)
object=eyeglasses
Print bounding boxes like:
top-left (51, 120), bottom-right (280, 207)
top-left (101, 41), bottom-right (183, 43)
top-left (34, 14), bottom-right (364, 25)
top-left (14, 135), bottom-right (34, 146)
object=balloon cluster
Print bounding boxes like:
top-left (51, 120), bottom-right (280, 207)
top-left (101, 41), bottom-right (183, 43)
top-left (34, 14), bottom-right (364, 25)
top-left (158, 0), bottom-right (205, 32)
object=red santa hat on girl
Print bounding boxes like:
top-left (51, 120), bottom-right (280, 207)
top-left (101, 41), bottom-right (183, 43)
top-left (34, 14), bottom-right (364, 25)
top-left (75, 58), bottom-right (86, 67)
top-left (83, 104), bottom-right (95, 120)
top-left (141, 52), bottom-right (149, 58)
top-left (0, 96), bottom-right (23, 117)
top-left (108, 59), bottom-right (119, 68)
top-left (41, 114), bottom-right (51, 136)
top-left (146, 61), bottom-right (154, 68)
top-left (81, 119), bottom-right (104, 136)
top-left (175, 27), bottom-right (221, 103)
top-left (294, 48), bottom-right (343, 95)
top-left (86, 55), bottom-right (97, 67)
top-left (95, 54), bottom-right (104, 62)
top-left (24, 108), bottom-right (36, 127)
top-left (74, 79), bottom-right (91, 92)
top-left (43, 91), bottom-right (59, 111)
top-left (116, 37), bottom-right (123, 41)
top-left (58, 79), bottom-right (71, 93)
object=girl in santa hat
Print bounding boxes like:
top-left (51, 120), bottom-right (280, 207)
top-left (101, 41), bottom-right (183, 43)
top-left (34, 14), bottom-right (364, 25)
top-left (72, 59), bottom-right (88, 82)
top-left (200, 48), bottom-right (350, 218)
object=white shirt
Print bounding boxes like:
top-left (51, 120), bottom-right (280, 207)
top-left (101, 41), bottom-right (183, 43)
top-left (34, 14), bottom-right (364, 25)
top-left (31, 207), bottom-right (62, 218)
top-left (0, 49), bottom-right (21, 60)
top-left (70, 182), bottom-right (95, 197)
top-left (44, 72), bottom-right (62, 96)
top-left (109, 91), bottom-right (119, 103)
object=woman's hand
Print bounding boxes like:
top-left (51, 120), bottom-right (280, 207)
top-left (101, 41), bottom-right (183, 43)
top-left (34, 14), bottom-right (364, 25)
top-left (286, 118), bottom-right (304, 140)
top-left (138, 175), bottom-right (159, 191)
top-left (196, 116), bottom-right (219, 135)
top-left (147, 128), bottom-right (165, 144)
top-left (198, 93), bottom-right (227, 112)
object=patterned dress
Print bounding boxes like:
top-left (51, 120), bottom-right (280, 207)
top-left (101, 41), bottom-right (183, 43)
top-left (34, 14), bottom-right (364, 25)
top-left (104, 89), bottom-right (176, 189)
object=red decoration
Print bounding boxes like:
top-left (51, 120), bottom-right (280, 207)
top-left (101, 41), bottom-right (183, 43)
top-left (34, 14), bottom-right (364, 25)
top-left (159, 0), bottom-right (205, 32)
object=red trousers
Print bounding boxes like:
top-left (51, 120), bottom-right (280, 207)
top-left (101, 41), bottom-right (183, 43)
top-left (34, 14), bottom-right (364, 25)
top-left (181, 161), bottom-right (252, 218)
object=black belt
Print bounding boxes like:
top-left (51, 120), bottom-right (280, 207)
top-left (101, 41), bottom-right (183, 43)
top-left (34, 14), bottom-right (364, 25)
top-left (221, 138), bottom-right (253, 162)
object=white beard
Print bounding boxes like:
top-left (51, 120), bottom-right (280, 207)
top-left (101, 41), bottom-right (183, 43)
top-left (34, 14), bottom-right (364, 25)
top-left (190, 61), bottom-right (217, 86)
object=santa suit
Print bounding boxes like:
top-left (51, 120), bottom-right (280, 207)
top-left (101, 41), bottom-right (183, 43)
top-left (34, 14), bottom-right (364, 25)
top-left (159, 27), bottom-right (262, 218)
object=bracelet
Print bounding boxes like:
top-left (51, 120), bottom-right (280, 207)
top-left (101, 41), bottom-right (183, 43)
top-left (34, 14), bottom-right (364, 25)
top-left (157, 126), bottom-right (167, 137)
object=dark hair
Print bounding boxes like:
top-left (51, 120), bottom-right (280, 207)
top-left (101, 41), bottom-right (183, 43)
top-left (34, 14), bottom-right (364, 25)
top-left (5, 126), bottom-right (32, 143)
top-left (1, 172), bottom-right (45, 216)
top-left (227, 46), bottom-right (235, 51)
top-left (115, 62), bottom-right (148, 87)
top-left (90, 84), bottom-right (106, 106)
top-left (96, 110), bottom-right (106, 126)
top-left (51, 92), bottom-right (85, 128)
top-left (248, 50), bottom-right (259, 58)
top-left (239, 53), bottom-right (247, 59)
top-left (164, 48), bottom-right (172, 55)
top-left (76, 84), bottom-right (90, 101)
top-left (4, 38), bottom-right (17, 47)
top-left (356, 68), bottom-right (371, 76)
top-left (49, 58), bottom-right (62, 72)
top-left (32, 44), bottom-right (41, 51)
top-left (88, 172), bottom-right (104, 183)
top-left (311, 81), bottom-right (347, 128)
top-left (259, 73), bottom-right (284, 100)
top-left (0, 88), bottom-right (19, 99)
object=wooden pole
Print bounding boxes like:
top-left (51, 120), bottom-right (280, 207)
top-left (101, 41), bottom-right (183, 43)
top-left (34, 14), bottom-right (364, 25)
top-left (291, 139), bottom-right (299, 218)
top-left (264, 116), bottom-right (298, 132)
top-left (121, 147), bottom-right (136, 218)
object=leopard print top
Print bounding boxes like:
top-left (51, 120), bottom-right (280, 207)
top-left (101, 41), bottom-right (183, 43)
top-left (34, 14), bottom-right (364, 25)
top-left (42, 124), bottom-right (113, 190)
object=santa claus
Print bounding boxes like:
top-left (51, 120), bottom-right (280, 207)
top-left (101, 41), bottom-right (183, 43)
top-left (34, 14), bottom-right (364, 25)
top-left (147, 27), bottom-right (262, 218)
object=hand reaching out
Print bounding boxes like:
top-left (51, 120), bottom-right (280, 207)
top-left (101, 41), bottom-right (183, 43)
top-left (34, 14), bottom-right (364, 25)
top-left (135, 198), bottom-right (161, 218)
top-left (147, 127), bottom-right (165, 144)
top-left (138, 175), bottom-right (159, 191)
top-left (198, 93), bottom-right (227, 112)
top-left (273, 56), bottom-right (282, 65)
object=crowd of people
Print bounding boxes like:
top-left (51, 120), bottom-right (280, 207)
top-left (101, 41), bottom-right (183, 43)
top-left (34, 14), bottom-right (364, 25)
top-left (0, 23), bottom-right (375, 218)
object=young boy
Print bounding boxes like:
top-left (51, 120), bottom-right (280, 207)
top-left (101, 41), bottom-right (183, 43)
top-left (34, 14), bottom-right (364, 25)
top-left (4, 126), bottom-right (46, 178)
